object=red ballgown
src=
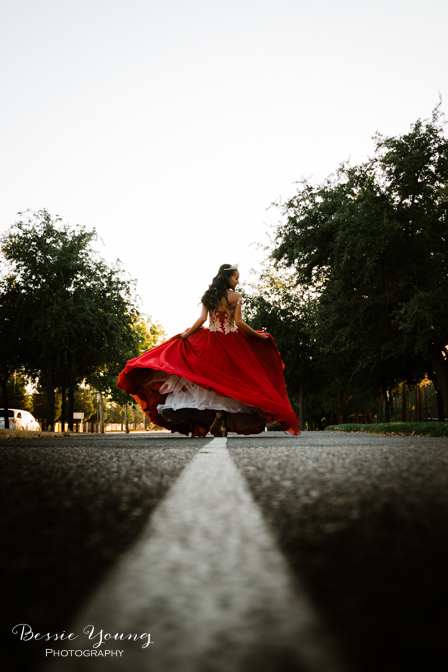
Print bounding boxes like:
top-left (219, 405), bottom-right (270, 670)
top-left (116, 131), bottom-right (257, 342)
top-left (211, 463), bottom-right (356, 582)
top-left (117, 299), bottom-right (299, 437)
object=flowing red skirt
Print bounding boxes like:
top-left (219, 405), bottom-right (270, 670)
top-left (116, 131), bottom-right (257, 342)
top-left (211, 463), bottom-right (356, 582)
top-left (117, 327), bottom-right (299, 437)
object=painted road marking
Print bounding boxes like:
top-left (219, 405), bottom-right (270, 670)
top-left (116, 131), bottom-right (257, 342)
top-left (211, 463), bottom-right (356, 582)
top-left (46, 437), bottom-right (347, 671)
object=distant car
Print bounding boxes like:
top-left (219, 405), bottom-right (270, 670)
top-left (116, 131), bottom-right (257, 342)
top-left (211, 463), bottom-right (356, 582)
top-left (0, 409), bottom-right (41, 431)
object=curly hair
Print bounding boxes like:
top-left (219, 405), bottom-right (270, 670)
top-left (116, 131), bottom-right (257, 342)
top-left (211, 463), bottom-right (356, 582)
top-left (201, 264), bottom-right (236, 312)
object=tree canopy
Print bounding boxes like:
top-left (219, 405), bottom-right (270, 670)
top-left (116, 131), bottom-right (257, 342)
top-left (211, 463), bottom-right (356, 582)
top-left (0, 209), bottom-right (150, 428)
top-left (245, 104), bottom-right (448, 424)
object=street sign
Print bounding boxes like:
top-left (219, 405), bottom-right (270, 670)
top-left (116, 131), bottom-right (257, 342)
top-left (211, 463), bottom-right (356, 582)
top-left (73, 412), bottom-right (84, 419)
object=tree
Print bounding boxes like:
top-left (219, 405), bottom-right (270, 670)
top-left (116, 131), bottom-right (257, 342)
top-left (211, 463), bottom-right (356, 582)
top-left (72, 387), bottom-right (96, 422)
top-left (32, 385), bottom-right (62, 429)
top-left (271, 104), bottom-right (448, 416)
top-left (1, 209), bottom-right (140, 429)
top-left (243, 260), bottom-right (385, 428)
top-left (0, 275), bottom-right (28, 427)
top-left (2, 372), bottom-right (31, 411)
top-left (88, 314), bottom-right (166, 432)
top-left (242, 260), bottom-right (318, 429)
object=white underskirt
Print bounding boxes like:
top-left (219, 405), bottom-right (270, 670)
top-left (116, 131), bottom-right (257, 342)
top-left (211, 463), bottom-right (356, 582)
top-left (156, 374), bottom-right (256, 419)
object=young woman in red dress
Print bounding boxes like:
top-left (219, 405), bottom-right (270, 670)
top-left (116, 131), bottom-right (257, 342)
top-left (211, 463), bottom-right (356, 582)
top-left (117, 264), bottom-right (299, 437)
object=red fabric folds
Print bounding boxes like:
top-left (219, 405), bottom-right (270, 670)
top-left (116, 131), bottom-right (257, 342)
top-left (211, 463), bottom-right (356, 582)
top-left (117, 326), bottom-right (299, 437)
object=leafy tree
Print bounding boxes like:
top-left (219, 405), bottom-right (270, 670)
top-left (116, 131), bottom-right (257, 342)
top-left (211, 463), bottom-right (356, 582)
top-left (242, 261), bottom-right (318, 429)
top-left (132, 315), bottom-right (167, 353)
top-left (0, 276), bottom-right (28, 427)
top-left (271, 104), bottom-right (448, 416)
top-left (2, 372), bottom-right (32, 411)
top-left (243, 260), bottom-right (385, 428)
top-left (88, 314), bottom-right (166, 432)
top-left (1, 209), bottom-right (140, 429)
top-left (104, 402), bottom-right (124, 424)
top-left (32, 385), bottom-right (62, 429)
top-left (72, 387), bottom-right (96, 422)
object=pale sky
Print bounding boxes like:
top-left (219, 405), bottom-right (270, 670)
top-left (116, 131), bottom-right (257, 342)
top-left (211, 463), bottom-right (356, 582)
top-left (1, 0), bottom-right (447, 336)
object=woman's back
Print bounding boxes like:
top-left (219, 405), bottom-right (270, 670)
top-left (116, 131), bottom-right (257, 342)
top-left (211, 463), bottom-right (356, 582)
top-left (213, 289), bottom-right (241, 313)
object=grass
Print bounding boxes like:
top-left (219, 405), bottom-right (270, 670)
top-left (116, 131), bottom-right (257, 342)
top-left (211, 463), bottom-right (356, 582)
top-left (325, 422), bottom-right (448, 437)
top-left (0, 429), bottom-right (71, 440)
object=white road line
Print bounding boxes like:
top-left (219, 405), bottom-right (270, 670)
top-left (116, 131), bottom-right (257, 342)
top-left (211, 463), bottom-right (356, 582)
top-left (46, 437), bottom-right (347, 672)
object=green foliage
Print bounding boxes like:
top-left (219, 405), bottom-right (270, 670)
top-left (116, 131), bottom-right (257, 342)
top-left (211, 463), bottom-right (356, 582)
top-left (242, 262), bottom-right (315, 396)
top-left (325, 422), bottom-right (448, 437)
top-left (242, 256), bottom-right (386, 425)
top-left (32, 385), bottom-right (62, 428)
top-left (104, 402), bottom-right (124, 423)
top-left (89, 314), bottom-right (166, 404)
top-left (1, 209), bottom-right (140, 383)
top-left (73, 387), bottom-right (96, 421)
top-left (0, 273), bottom-right (29, 426)
top-left (0, 209), bottom-right (146, 426)
top-left (104, 402), bottom-right (138, 424)
top-left (266, 103), bottom-right (448, 418)
top-left (132, 315), bottom-right (167, 353)
top-left (4, 373), bottom-right (32, 410)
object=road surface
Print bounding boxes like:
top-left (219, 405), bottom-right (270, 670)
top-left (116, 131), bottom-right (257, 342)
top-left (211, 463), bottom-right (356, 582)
top-left (1, 431), bottom-right (447, 671)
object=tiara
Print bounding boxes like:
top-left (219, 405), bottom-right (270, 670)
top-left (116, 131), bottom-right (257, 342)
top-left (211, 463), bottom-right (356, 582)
top-left (226, 264), bottom-right (238, 271)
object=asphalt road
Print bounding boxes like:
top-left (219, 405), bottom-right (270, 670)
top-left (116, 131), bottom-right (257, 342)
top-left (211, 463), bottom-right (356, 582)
top-left (1, 431), bottom-right (447, 672)
top-left (229, 432), bottom-right (448, 672)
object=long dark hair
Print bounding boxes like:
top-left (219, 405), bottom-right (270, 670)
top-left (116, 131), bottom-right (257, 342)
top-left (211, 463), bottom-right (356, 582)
top-left (201, 264), bottom-right (236, 311)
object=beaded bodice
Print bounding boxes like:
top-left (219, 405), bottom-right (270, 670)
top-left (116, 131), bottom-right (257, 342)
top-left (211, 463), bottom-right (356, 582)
top-left (209, 298), bottom-right (242, 335)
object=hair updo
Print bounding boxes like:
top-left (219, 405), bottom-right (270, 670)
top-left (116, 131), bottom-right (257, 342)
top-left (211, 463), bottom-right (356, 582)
top-left (201, 264), bottom-right (237, 312)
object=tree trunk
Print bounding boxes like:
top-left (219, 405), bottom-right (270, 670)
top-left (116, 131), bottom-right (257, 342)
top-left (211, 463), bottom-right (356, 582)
top-left (433, 380), bottom-right (446, 421)
top-left (389, 387), bottom-right (395, 422)
top-left (298, 387), bottom-right (304, 432)
top-left (46, 373), bottom-right (55, 431)
top-left (1, 377), bottom-right (10, 429)
top-left (402, 385), bottom-right (408, 422)
top-left (382, 388), bottom-right (390, 423)
top-left (60, 387), bottom-right (66, 433)
top-left (124, 404), bottom-right (129, 433)
top-left (429, 348), bottom-right (448, 420)
top-left (96, 394), bottom-right (99, 433)
top-left (436, 389), bottom-right (445, 421)
top-left (336, 387), bottom-right (342, 424)
top-left (68, 385), bottom-right (75, 431)
top-left (418, 384), bottom-right (424, 422)
top-left (99, 394), bottom-right (104, 433)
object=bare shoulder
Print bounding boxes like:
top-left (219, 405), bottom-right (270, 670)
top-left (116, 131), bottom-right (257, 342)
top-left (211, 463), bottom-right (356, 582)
top-left (227, 290), bottom-right (242, 303)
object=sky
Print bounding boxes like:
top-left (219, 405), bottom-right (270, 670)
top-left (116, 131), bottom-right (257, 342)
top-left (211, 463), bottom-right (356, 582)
top-left (1, 0), bottom-right (447, 336)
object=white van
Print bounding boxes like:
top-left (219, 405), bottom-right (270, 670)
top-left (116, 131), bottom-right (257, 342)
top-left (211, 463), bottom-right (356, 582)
top-left (0, 409), bottom-right (41, 431)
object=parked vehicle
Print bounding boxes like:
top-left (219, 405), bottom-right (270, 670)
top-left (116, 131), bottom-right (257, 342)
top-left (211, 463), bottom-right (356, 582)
top-left (0, 409), bottom-right (41, 431)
